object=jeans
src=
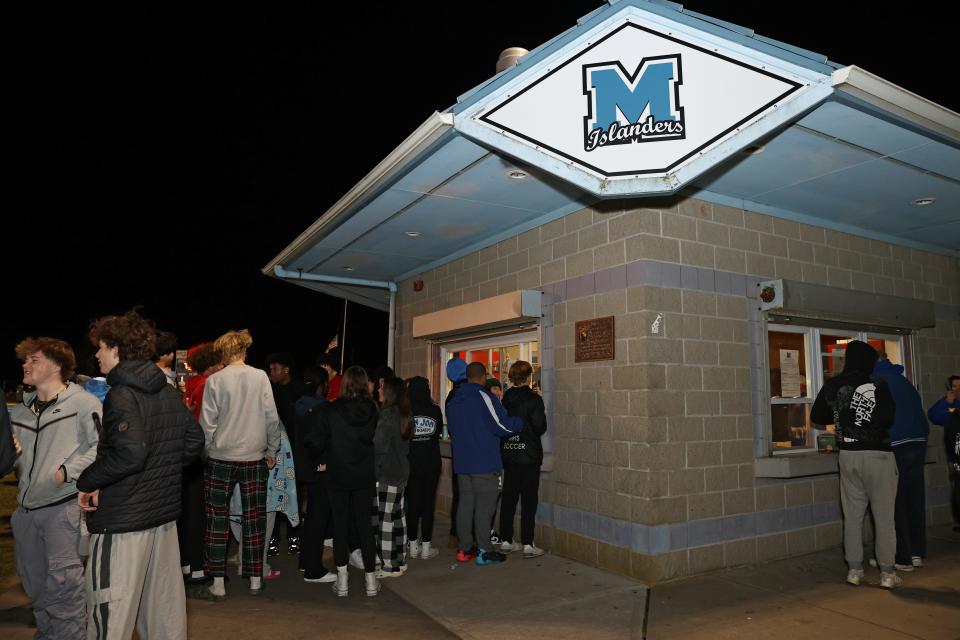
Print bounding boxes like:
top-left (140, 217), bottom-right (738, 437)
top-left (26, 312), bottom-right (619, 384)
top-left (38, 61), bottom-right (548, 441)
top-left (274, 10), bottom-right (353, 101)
top-left (892, 442), bottom-right (926, 563)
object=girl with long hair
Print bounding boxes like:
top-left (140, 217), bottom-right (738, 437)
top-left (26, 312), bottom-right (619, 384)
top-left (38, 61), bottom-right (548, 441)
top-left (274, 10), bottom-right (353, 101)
top-left (304, 366), bottom-right (381, 597)
top-left (374, 376), bottom-right (412, 577)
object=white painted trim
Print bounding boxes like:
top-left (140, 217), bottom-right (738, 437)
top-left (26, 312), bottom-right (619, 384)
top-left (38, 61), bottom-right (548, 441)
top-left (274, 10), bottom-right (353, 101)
top-left (832, 66), bottom-right (960, 143)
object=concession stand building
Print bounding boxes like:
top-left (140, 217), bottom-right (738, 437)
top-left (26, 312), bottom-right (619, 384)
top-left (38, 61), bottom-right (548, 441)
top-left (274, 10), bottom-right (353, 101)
top-left (265, 0), bottom-right (960, 579)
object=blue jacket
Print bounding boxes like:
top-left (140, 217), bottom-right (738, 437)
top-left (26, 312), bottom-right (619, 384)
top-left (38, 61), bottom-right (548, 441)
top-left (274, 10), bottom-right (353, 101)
top-left (872, 359), bottom-right (928, 446)
top-left (927, 394), bottom-right (960, 462)
top-left (927, 396), bottom-right (960, 428)
top-left (446, 382), bottom-right (523, 474)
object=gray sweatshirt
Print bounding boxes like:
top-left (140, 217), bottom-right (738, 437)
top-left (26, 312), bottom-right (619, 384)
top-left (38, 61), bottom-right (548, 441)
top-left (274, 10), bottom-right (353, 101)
top-left (374, 406), bottom-right (410, 485)
top-left (10, 383), bottom-right (101, 508)
top-left (201, 363), bottom-right (281, 461)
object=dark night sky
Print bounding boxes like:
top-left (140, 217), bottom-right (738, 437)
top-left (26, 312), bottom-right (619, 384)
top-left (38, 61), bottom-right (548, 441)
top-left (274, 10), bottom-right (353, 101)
top-left (4, 2), bottom-right (957, 388)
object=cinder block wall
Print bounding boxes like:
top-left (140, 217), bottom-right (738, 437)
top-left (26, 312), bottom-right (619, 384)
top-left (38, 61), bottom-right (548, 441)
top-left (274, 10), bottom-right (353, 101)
top-left (394, 197), bottom-right (960, 580)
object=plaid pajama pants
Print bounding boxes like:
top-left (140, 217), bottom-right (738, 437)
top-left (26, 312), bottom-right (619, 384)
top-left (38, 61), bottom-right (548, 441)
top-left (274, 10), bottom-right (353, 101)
top-left (376, 483), bottom-right (407, 573)
top-left (204, 458), bottom-right (267, 577)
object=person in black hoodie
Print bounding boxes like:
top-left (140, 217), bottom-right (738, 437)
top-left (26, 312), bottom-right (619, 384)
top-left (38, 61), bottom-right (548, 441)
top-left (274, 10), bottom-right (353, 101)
top-left (295, 367), bottom-right (337, 583)
top-left (499, 361), bottom-right (547, 559)
top-left (78, 310), bottom-right (205, 639)
top-left (266, 352), bottom-right (306, 555)
top-left (406, 376), bottom-right (443, 560)
top-left (303, 365), bottom-right (380, 597)
top-left (811, 340), bottom-right (898, 588)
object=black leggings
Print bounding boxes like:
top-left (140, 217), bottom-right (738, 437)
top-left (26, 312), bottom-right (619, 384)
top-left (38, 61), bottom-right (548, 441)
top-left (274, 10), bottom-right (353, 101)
top-left (406, 468), bottom-right (440, 542)
top-left (499, 464), bottom-right (541, 545)
top-left (300, 483), bottom-right (332, 578)
top-left (329, 487), bottom-right (377, 571)
top-left (177, 460), bottom-right (205, 572)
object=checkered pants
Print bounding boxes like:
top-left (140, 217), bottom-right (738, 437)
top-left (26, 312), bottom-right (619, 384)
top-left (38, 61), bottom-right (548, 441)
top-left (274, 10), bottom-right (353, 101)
top-left (376, 483), bottom-right (407, 572)
top-left (204, 458), bottom-right (267, 577)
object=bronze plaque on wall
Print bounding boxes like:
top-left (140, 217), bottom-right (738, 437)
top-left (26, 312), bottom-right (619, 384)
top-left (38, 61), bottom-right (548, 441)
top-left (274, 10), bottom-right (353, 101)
top-left (575, 316), bottom-right (615, 363)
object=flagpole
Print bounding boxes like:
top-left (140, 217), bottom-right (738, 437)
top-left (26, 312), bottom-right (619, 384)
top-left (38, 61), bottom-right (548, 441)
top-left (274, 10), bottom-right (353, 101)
top-left (339, 299), bottom-right (348, 373)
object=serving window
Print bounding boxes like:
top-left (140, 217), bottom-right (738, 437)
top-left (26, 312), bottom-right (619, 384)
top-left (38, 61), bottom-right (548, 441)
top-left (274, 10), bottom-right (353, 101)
top-left (767, 320), bottom-right (908, 454)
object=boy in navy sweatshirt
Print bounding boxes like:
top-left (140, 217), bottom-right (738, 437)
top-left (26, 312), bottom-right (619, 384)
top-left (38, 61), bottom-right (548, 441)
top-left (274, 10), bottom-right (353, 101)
top-left (445, 360), bottom-right (522, 565)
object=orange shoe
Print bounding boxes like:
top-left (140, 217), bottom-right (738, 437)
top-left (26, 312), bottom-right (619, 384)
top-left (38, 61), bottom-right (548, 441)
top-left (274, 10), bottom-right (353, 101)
top-left (455, 550), bottom-right (476, 563)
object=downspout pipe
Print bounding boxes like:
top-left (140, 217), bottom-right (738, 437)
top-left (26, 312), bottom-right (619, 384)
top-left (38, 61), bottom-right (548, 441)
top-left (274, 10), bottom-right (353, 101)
top-left (273, 265), bottom-right (399, 367)
top-left (387, 289), bottom-right (397, 370)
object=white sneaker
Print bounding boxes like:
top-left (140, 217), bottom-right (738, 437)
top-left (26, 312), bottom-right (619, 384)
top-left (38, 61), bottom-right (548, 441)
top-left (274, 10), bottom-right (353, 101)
top-left (349, 548), bottom-right (364, 570)
top-left (409, 540), bottom-right (421, 559)
top-left (523, 544), bottom-right (545, 559)
top-left (332, 566), bottom-right (348, 597)
top-left (868, 558), bottom-right (914, 572)
top-left (365, 572), bottom-right (381, 597)
top-left (501, 541), bottom-right (521, 553)
top-left (880, 572), bottom-right (902, 589)
top-left (304, 571), bottom-right (337, 583)
top-left (376, 567), bottom-right (405, 579)
top-left (911, 556), bottom-right (923, 568)
top-left (846, 569), bottom-right (864, 586)
top-left (420, 541), bottom-right (439, 559)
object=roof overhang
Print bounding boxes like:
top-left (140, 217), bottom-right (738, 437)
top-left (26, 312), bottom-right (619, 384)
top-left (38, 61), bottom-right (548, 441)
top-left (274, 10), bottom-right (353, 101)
top-left (265, 1), bottom-right (960, 310)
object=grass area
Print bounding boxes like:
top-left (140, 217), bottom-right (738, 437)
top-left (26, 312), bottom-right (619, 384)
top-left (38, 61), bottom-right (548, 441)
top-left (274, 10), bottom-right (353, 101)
top-left (1, 473), bottom-right (17, 581)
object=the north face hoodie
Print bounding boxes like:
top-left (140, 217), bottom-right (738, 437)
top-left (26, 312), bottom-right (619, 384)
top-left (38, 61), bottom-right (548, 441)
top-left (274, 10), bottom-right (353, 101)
top-left (811, 340), bottom-right (895, 451)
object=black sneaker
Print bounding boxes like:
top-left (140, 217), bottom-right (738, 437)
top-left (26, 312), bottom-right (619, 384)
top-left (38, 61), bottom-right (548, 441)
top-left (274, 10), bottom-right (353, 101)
top-left (475, 550), bottom-right (507, 565)
top-left (267, 536), bottom-right (279, 557)
top-left (287, 536), bottom-right (301, 555)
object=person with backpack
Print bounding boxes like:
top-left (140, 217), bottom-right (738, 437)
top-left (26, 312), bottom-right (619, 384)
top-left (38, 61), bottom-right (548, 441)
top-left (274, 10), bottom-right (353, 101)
top-left (811, 340), bottom-right (898, 588)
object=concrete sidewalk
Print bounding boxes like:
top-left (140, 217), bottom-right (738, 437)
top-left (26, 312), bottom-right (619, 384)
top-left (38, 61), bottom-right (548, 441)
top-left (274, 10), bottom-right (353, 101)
top-left (1, 518), bottom-right (957, 639)
top-left (385, 519), bottom-right (959, 640)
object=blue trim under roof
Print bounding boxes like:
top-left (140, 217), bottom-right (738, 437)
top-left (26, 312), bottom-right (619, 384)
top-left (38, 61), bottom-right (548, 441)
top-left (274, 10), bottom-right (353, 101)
top-left (450, 0), bottom-right (844, 116)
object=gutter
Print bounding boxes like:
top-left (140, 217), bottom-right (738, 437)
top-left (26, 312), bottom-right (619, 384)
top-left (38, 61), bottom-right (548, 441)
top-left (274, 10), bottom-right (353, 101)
top-left (832, 66), bottom-right (960, 143)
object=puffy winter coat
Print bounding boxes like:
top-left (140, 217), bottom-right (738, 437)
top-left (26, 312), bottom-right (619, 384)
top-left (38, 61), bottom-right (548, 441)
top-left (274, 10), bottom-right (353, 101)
top-left (77, 360), bottom-right (204, 533)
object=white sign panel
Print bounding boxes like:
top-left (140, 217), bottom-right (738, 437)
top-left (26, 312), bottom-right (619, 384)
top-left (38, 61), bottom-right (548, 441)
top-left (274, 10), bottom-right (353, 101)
top-left (459, 9), bottom-right (827, 195)
top-left (779, 349), bottom-right (802, 398)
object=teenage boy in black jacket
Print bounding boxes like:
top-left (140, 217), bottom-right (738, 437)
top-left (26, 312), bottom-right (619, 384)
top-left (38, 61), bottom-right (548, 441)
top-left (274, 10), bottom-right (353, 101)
top-left (78, 310), bottom-right (204, 639)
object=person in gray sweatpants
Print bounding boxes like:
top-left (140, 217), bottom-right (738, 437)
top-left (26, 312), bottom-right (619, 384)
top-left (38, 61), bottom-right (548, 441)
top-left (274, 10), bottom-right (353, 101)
top-left (78, 310), bottom-right (204, 639)
top-left (9, 337), bottom-right (101, 639)
top-left (445, 360), bottom-right (523, 565)
top-left (812, 341), bottom-right (898, 588)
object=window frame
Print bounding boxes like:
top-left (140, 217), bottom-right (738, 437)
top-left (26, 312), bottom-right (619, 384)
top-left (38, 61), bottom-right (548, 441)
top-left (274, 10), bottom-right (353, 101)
top-left (765, 321), bottom-right (907, 456)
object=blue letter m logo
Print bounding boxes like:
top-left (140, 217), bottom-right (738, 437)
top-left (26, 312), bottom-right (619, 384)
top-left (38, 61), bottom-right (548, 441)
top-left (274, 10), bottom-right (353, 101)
top-left (583, 55), bottom-right (685, 151)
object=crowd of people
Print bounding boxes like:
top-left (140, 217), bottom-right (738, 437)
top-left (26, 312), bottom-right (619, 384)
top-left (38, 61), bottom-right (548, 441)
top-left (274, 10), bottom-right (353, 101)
top-left (1, 308), bottom-right (550, 638)
top-left (3, 317), bottom-right (959, 636)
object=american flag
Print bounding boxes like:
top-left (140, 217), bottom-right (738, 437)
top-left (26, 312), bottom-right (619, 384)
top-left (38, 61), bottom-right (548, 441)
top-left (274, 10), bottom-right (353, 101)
top-left (326, 335), bottom-right (339, 353)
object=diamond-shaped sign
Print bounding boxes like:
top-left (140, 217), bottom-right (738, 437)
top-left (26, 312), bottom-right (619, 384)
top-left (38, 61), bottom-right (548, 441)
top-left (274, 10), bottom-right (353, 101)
top-left (458, 10), bottom-right (828, 196)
